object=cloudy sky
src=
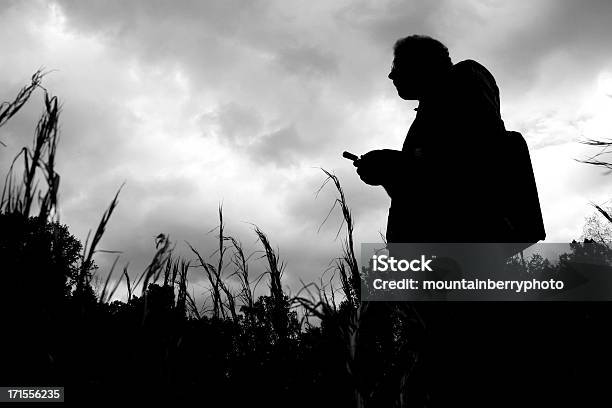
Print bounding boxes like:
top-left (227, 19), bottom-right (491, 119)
top-left (2, 0), bottom-right (612, 301)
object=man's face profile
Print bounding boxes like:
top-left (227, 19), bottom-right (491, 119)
top-left (388, 54), bottom-right (423, 100)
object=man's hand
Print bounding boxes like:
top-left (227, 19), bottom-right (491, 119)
top-left (354, 149), bottom-right (404, 186)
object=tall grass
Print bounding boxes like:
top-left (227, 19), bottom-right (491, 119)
top-left (1, 74), bottom-right (59, 221)
top-left (0, 70), bottom-right (44, 144)
top-left (296, 169), bottom-right (374, 406)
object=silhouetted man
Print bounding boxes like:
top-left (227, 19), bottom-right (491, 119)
top-left (355, 35), bottom-right (511, 244)
top-left (352, 35), bottom-right (548, 406)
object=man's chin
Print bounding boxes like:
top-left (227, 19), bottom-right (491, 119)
top-left (398, 91), bottom-right (417, 100)
top-left (396, 88), bottom-right (417, 100)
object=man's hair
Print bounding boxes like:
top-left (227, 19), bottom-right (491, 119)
top-left (393, 35), bottom-right (452, 71)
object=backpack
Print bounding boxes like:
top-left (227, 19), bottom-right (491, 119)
top-left (500, 130), bottom-right (546, 242)
top-left (452, 61), bottom-right (545, 243)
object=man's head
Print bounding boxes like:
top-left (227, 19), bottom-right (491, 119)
top-left (388, 35), bottom-right (452, 100)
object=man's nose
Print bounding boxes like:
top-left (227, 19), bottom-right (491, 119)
top-left (388, 70), bottom-right (394, 80)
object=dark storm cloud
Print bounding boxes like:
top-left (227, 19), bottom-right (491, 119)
top-left (275, 45), bottom-right (339, 78)
top-left (250, 125), bottom-right (309, 167)
top-left (54, 0), bottom-right (269, 43)
top-left (201, 102), bottom-right (263, 145)
top-left (53, 0), bottom-right (342, 85)
top-left (335, 0), bottom-right (450, 47)
top-left (201, 105), bottom-right (320, 167)
top-left (494, 0), bottom-right (612, 70)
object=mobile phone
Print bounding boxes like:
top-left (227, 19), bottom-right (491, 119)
top-left (342, 151), bottom-right (359, 162)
